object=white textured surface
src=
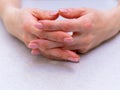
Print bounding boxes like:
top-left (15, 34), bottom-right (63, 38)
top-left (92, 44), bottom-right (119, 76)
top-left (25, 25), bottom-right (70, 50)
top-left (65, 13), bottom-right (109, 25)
top-left (0, 0), bottom-right (120, 90)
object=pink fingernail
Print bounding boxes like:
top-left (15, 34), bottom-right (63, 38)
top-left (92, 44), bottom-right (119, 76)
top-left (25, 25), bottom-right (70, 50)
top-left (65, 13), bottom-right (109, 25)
top-left (35, 23), bottom-right (43, 29)
top-left (59, 9), bottom-right (68, 13)
top-left (31, 50), bottom-right (40, 55)
top-left (64, 37), bottom-right (73, 43)
top-left (28, 44), bottom-right (38, 49)
top-left (68, 57), bottom-right (80, 62)
top-left (50, 11), bottom-right (58, 16)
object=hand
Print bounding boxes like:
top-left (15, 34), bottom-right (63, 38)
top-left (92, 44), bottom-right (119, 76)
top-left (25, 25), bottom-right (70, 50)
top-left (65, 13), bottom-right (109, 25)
top-left (38, 8), bottom-right (120, 53)
top-left (2, 7), bottom-right (80, 62)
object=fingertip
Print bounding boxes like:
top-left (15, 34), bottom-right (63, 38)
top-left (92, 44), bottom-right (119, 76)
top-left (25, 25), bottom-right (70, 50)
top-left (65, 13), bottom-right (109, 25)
top-left (34, 9), bottom-right (59, 20)
top-left (49, 11), bottom-right (58, 16)
top-left (34, 23), bottom-right (43, 29)
top-left (31, 49), bottom-right (41, 55)
top-left (68, 57), bottom-right (80, 63)
top-left (49, 10), bottom-right (59, 20)
top-left (59, 8), bottom-right (85, 19)
top-left (65, 50), bottom-right (80, 62)
top-left (64, 37), bottom-right (73, 43)
top-left (28, 43), bottom-right (39, 49)
top-left (59, 8), bottom-right (71, 18)
top-left (59, 9), bottom-right (68, 13)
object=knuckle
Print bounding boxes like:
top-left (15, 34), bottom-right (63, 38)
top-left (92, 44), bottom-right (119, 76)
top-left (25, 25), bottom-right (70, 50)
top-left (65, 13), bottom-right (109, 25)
top-left (22, 22), bottom-right (29, 32)
top-left (83, 35), bottom-right (94, 45)
top-left (83, 18), bottom-right (93, 30)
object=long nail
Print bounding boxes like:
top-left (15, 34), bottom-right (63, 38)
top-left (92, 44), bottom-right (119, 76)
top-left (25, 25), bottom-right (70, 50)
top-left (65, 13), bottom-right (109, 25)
top-left (28, 43), bottom-right (38, 49)
top-left (59, 9), bottom-right (69, 13)
top-left (35, 23), bottom-right (43, 29)
top-left (64, 37), bottom-right (73, 43)
top-left (68, 57), bottom-right (80, 62)
top-left (50, 11), bottom-right (58, 16)
top-left (31, 50), bottom-right (40, 55)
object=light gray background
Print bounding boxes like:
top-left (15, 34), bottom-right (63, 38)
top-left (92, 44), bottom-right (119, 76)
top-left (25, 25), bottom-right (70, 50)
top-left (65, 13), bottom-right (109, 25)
top-left (0, 0), bottom-right (120, 90)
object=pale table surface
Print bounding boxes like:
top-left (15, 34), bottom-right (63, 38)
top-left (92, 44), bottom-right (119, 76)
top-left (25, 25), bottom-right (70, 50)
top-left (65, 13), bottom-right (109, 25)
top-left (0, 0), bottom-right (120, 90)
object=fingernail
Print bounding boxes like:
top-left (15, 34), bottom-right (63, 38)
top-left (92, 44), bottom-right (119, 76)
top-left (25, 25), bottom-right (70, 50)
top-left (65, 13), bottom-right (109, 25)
top-left (59, 9), bottom-right (68, 13)
top-left (64, 37), bottom-right (73, 43)
top-left (68, 57), bottom-right (80, 62)
top-left (28, 44), bottom-right (38, 49)
top-left (50, 11), bottom-right (58, 16)
top-left (35, 23), bottom-right (43, 29)
top-left (31, 50), bottom-right (40, 55)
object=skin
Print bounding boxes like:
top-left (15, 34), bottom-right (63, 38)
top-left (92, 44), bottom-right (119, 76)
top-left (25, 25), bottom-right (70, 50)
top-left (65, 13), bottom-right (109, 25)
top-left (33, 6), bottom-right (120, 54)
top-left (0, 0), bottom-right (80, 62)
top-left (1, 0), bottom-right (120, 62)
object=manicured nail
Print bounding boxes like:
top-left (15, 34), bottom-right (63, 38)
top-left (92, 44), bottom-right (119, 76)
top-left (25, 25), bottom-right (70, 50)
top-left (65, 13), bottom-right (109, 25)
top-left (68, 57), bottom-right (80, 62)
top-left (35, 23), bottom-right (43, 29)
top-left (50, 11), bottom-right (58, 16)
top-left (64, 37), bottom-right (73, 43)
top-left (28, 44), bottom-right (38, 49)
top-left (59, 9), bottom-right (68, 13)
top-left (31, 50), bottom-right (40, 55)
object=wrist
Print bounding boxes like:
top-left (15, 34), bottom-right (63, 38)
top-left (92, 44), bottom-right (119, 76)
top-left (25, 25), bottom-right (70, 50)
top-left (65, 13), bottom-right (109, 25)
top-left (116, 6), bottom-right (120, 32)
top-left (107, 6), bottom-right (120, 32)
top-left (0, 6), bottom-right (19, 20)
top-left (0, 0), bottom-right (21, 18)
top-left (2, 7), bottom-right (22, 40)
top-left (114, 6), bottom-right (120, 31)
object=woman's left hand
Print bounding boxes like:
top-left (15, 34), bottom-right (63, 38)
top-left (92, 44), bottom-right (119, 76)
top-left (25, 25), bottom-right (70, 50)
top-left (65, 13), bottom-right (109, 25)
top-left (37, 7), bottom-right (120, 53)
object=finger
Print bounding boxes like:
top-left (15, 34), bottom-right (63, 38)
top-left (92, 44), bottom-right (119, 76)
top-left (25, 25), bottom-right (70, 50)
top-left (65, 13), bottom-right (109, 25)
top-left (24, 22), bottom-right (73, 43)
top-left (63, 34), bottom-right (93, 50)
top-left (42, 31), bottom-right (73, 43)
top-left (31, 9), bottom-right (59, 20)
top-left (23, 9), bottom-right (59, 38)
top-left (29, 39), bottom-right (63, 49)
top-left (29, 38), bottom-right (80, 62)
top-left (28, 42), bottom-right (39, 49)
top-left (23, 31), bottom-right (37, 47)
top-left (59, 8), bottom-right (86, 19)
top-left (37, 19), bottom-right (84, 32)
top-left (41, 48), bottom-right (80, 62)
top-left (23, 15), bottom-right (42, 39)
top-left (23, 18), bottom-right (73, 44)
top-left (25, 26), bottom-right (74, 43)
top-left (36, 31), bottom-right (73, 43)
top-left (22, 32), bottom-right (40, 55)
top-left (31, 49), bottom-right (41, 55)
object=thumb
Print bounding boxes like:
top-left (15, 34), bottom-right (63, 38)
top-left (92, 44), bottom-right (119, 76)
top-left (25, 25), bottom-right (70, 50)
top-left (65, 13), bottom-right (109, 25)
top-left (59, 8), bottom-right (86, 19)
top-left (31, 9), bottom-right (59, 20)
